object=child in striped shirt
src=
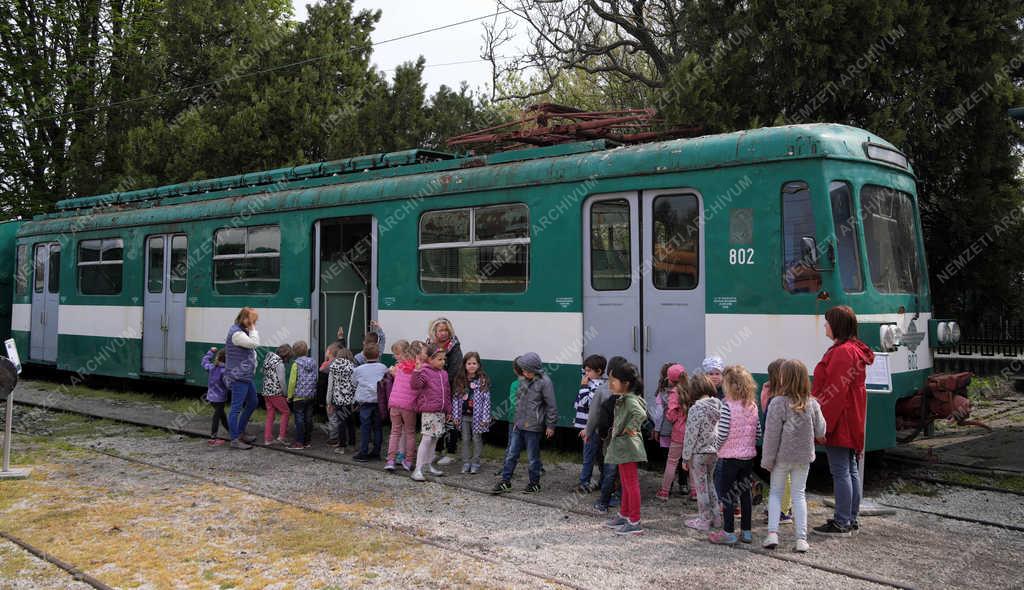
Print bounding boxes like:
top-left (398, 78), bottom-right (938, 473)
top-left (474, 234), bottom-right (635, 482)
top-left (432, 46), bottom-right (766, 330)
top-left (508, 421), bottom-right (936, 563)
top-left (575, 354), bottom-right (607, 493)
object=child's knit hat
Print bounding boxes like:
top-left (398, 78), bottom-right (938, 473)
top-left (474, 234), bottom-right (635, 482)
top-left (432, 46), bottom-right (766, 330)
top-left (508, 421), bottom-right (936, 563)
top-left (701, 356), bottom-right (724, 373)
top-left (667, 364), bottom-right (686, 383)
top-left (517, 352), bottom-right (544, 374)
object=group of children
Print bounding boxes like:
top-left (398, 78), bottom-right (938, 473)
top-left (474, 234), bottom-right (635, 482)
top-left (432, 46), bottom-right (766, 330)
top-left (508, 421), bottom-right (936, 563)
top-left (204, 328), bottom-right (828, 550)
top-left (571, 354), bottom-right (826, 550)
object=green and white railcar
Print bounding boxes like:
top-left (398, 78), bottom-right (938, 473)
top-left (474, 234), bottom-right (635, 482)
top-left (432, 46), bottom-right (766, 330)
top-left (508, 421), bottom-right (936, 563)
top-left (8, 123), bottom-right (953, 450)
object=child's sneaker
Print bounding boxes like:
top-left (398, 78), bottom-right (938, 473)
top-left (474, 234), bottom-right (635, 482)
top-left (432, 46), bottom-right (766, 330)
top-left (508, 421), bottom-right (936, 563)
top-left (615, 521), bottom-right (644, 536)
top-left (655, 490), bottom-right (669, 502)
top-left (574, 483), bottom-right (592, 494)
top-left (762, 532), bottom-right (779, 549)
top-left (230, 439), bottom-right (252, 450)
top-left (524, 482), bottom-right (541, 494)
top-left (411, 469), bottom-right (426, 482)
top-left (333, 446), bottom-right (346, 455)
top-left (427, 464), bottom-right (445, 477)
top-left (779, 511), bottom-right (794, 525)
top-left (207, 438), bottom-right (224, 446)
top-left (288, 442), bottom-right (304, 450)
top-left (303, 443), bottom-right (311, 449)
top-left (708, 530), bottom-right (738, 545)
top-left (740, 530), bottom-right (753, 544)
top-left (437, 455), bottom-right (455, 466)
top-left (461, 463), bottom-right (472, 474)
top-left (850, 520), bottom-right (860, 534)
top-left (685, 518), bottom-right (711, 531)
top-left (384, 460), bottom-right (396, 471)
top-left (491, 480), bottom-right (512, 495)
top-left (401, 460), bottom-right (413, 472)
top-left (275, 437), bottom-right (289, 445)
top-left (592, 502), bottom-right (609, 514)
top-left (470, 464), bottom-right (481, 475)
top-left (794, 539), bottom-right (810, 553)
top-left (604, 514), bottom-right (629, 528)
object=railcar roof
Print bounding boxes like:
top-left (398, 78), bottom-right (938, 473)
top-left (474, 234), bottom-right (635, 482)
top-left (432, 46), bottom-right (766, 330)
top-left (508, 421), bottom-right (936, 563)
top-left (21, 123), bottom-right (911, 235)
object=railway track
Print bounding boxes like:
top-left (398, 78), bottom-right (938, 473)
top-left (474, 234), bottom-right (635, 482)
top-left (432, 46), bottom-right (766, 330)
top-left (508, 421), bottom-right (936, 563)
top-left (10, 398), bottom-right (963, 589)
top-left (883, 455), bottom-right (1024, 497)
top-left (0, 531), bottom-right (114, 590)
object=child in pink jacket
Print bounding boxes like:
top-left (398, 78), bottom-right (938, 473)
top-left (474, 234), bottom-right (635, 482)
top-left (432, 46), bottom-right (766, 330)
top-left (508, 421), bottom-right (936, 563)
top-left (656, 365), bottom-right (688, 500)
top-left (410, 343), bottom-right (452, 482)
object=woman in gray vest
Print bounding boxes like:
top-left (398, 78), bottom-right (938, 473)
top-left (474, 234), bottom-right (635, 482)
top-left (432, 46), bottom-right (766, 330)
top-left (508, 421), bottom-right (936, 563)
top-left (226, 307), bottom-right (261, 449)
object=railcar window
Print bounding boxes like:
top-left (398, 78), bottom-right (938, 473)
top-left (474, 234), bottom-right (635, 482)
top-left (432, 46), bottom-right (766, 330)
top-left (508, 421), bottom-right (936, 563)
top-left (33, 246), bottom-right (45, 293)
top-left (213, 225), bottom-right (280, 295)
top-left (147, 238), bottom-right (164, 293)
top-left (781, 181), bottom-right (822, 293)
top-left (170, 236), bottom-right (188, 294)
top-left (419, 204), bottom-right (529, 293)
top-left (861, 185), bottom-right (922, 294)
top-left (590, 199), bottom-right (632, 291)
top-left (78, 238), bottom-right (124, 295)
top-left (48, 247), bottom-right (60, 294)
top-left (15, 245), bottom-right (28, 295)
top-left (652, 194), bottom-right (699, 290)
top-left (829, 181), bottom-right (863, 292)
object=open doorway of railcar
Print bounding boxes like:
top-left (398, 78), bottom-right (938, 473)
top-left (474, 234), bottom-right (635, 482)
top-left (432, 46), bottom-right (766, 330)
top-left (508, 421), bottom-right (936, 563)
top-left (311, 216), bottom-right (376, 363)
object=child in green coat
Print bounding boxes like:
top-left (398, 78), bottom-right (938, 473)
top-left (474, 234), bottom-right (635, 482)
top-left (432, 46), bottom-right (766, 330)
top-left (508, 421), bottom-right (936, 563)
top-left (602, 363), bottom-right (648, 536)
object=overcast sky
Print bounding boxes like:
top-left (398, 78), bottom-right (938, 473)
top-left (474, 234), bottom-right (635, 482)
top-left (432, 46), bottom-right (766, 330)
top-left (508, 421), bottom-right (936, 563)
top-left (291, 0), bottom-right (525, 95)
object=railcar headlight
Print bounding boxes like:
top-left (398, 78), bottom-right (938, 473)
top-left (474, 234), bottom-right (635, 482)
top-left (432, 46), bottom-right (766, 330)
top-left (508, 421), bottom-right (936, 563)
top-left (892, 326), bottom-right (903, 347)
top-left (936, 322), bottom-right (951, 345)
top-left (880, 325), bottom-right (898, 351)
top-left (949, 321), bottom-right (961, 345)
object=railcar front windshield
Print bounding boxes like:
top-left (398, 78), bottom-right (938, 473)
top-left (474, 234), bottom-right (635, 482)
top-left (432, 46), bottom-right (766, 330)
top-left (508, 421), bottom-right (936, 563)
top-left (860, 184), bottom-right (923, 294)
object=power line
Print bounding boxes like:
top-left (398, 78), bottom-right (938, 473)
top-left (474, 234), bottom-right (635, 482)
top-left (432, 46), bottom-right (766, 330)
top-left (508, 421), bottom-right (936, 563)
top-left (27, 9), bottom-right (511, 123)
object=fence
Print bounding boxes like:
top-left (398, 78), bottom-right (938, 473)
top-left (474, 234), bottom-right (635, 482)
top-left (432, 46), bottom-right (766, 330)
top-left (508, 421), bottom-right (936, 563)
top-left (933, 318), bottom-right (1024, 378)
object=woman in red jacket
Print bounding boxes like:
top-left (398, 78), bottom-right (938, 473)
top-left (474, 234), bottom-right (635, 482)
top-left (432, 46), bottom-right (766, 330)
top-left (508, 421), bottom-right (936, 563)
top-left (811, 306), bottom-right (874, 537)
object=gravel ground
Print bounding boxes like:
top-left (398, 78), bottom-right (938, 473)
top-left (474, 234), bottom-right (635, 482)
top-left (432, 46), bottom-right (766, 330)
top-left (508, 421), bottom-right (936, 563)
top-left (6, 385), bottom-right (1024, 589)
top-left (876, 484), bottom-right (1024, 528)
top-left (0, 538), bottom-right (95, 590)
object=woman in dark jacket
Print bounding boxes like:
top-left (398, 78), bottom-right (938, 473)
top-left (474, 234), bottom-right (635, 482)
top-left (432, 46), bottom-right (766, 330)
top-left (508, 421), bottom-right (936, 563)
top-left (428, 317), bottom-right (463, 462)
top-left (811, 305), bottom-right (874, 537)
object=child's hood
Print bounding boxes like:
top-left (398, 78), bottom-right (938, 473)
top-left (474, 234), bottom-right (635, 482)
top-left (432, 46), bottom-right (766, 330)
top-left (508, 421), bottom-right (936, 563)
top-left (295, 356), bottom-right (316, 371)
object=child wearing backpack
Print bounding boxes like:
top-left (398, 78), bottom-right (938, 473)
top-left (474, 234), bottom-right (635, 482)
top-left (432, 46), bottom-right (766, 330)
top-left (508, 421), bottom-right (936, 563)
top-left (326, 347), bottom-right (357, 454)
top-left (761, 360), bottom-right (826, 553)
top-left (287, 341), bottom-right (318, 449)
top-left (452, 352), bottom-right (491, 474)
top-left (575, 354), bottom-right (607, 493)
top-left (708, 365), bottom-right (761, 545)
top-left (201, 347), bottom-right (229, 445)
top-left (262, 344), bottom-right (294, 445)
top-left (681, 374), bottom-right (722, 531)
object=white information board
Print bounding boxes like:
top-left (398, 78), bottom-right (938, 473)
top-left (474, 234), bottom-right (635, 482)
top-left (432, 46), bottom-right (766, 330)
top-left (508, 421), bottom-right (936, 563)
top-left (4, 339), bottom-right (21, 374)
top-left (865, 352), bottom-right (891, 392)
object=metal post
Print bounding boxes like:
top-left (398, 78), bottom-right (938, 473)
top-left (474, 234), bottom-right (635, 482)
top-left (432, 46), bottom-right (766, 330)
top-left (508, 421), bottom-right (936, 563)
top-left (1, 354), bottom-right (31, 480)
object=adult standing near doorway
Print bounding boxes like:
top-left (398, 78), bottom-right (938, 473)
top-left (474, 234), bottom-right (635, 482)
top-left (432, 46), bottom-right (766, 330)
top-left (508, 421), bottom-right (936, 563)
top-left (226, 307), bottom-right (261, 449)
top-left (811, 305), bottom-right (874, 536)
top-left (427, 317), bottom-right (462, 465)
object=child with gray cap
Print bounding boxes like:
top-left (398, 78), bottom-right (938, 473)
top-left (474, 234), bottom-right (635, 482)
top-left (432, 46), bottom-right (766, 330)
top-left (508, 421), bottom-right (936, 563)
top-left (491, 352), bottom-right (558, 494)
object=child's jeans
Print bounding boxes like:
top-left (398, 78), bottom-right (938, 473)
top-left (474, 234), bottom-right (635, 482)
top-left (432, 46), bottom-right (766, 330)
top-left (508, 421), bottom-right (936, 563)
top-left (690, 453), bottom-right (720, 527)
top-left (659, 441), bottom-right (683, 494)
top-left (769, 463), bottom-right (810, 539)
top-left (618, 461), bottom-right (641, 523)
top-left (387, 408), bottom-right (417, 462)
top-left (460, 419), bottom-right (483, 466)
top-left (327, 405), bottom-right (351, 446)
top-left (292, 399), bottom-right (314, 445)
top-left (501, 428), bottom-right (542, 484)
top-left (263, 395), bottom-right (290, 442)
top-left (358, 402), bottom-right (383, 456)
top-left (579, 430), bottom-right (602, 486)
top-left (715, 457), bottom-right (754, 533)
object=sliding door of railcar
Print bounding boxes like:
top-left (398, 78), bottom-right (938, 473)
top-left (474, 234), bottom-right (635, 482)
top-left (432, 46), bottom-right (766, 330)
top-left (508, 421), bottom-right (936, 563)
top-left (143, 234), bottom-right (188, 375)
top-left (29, 242), bottom-right (60, 362)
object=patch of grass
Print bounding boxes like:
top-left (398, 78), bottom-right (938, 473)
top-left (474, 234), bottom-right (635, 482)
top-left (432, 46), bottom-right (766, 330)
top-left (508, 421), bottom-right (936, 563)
top-left (939, 470), bottom-right (1024, 493)
top-left (62, 384), bottom-right (204, 414)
